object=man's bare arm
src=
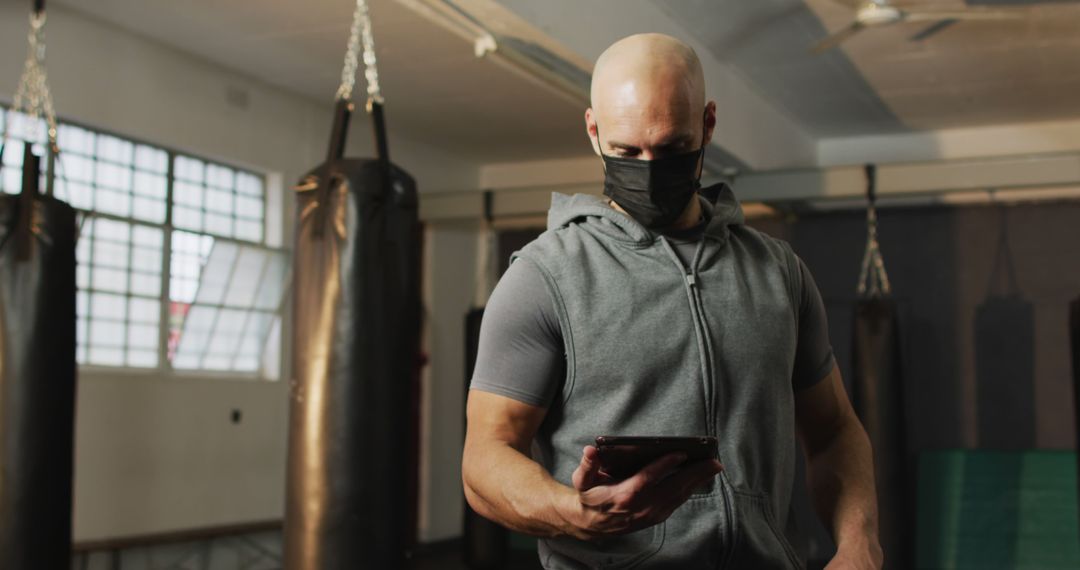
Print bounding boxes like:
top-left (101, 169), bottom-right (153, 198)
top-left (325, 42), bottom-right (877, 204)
top-left (795, 364), bottom-right (883, 569)
top-left (463, 389), bottom-right (722, 540)
top-left (462, 390), bottom-right (576, 537)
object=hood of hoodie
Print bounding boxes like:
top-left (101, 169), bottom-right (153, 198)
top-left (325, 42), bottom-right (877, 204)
top-left (546, 183), bottom-right (744, 247)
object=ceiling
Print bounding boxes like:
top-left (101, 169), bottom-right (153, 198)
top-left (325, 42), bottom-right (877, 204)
top-left (52, 0), bottom-right (592, 163)
top-left (46, 0), bottom-right (1080, 164)
top-left (659, 0), bottom-right (1080, 137)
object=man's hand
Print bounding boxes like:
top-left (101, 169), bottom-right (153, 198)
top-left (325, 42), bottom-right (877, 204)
top-left (558, 445), bottom-right (722, 540)
top-left (825, 541), bottom-right (883, 570)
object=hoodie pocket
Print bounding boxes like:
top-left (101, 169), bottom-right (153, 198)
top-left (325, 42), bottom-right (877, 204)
top-left (539, 522), bottom-right (665, 570)
top-left (728, 490), bottom-right (803, 570)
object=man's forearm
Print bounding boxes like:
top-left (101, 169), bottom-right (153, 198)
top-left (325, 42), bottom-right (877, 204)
top-left (462, 439), bottom-right (578, 538)
top-left (805, 417), bottom-right (880, 555)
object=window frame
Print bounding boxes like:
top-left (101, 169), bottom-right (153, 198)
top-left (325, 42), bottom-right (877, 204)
top-left (3, 106), bottom-right (286, 381)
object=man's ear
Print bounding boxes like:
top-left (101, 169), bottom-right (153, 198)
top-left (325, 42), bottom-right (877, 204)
top-left (703, 101), bottom-right (717, 145)
top-left (585, 108), bottom-right (602, 156)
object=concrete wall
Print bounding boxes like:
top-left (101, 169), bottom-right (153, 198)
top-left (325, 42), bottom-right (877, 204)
top-left (0, 3), bottom-right (480, 543)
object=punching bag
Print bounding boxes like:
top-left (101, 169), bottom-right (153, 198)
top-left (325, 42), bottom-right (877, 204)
top-left (285, 100), bottom-right (420, 568)
top-left (0, 144), bottom-right (78, 569)
top-left (1070, 296), bottom-right (1080, 545)
top-left (284, 2), bottom-right (420, 565)
top-left (850, 165), bottom-right (910, 568)
top-left (463, 307), bottom-right (510, 569)
top-left (975, 211), bottom-right (1035, 450)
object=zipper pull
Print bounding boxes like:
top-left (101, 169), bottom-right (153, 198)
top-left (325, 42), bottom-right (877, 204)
top-left (685, 272), bottom-right (697, 287)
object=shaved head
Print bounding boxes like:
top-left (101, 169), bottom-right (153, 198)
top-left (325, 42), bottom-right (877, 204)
top-left (586, 33), bottom-right (714, 161)
top-left (591, 33), bottom-right (705, 118)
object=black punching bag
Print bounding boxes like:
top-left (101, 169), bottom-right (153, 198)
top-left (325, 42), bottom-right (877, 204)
top-left (852, 299), bottom-right (909, 567)
top-left (0, 144), bottom-right (78, 569)
top-left (850, 165), bottom-right (910, 568)
top-left (1070, 296), bottom-right (1080, 545)
top-left (463, 307), bottom-right (509, 569)
top-left (284, 96), bottom-right (421, 568)
top-left (975, 212), bottom-right (1035, 450)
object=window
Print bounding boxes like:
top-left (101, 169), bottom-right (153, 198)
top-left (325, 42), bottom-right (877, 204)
top-left (3, 106), bottom-right (287, 379)
top-left (0, 110), bottom-right (50, 194)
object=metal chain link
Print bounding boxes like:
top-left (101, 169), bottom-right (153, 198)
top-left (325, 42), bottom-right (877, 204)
top-left (856, 204), bottom-right (892, 298)
top-left (3, 12), bottom-right (60, 154)
top-left (335, 0), bottom-right (383, 106)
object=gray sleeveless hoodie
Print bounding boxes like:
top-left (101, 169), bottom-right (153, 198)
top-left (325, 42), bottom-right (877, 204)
top-left (512, 186), bottom-right (806, 569)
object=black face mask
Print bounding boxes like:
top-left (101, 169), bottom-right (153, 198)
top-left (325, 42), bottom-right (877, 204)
top-left (598, 125), bottom-right (706, 229)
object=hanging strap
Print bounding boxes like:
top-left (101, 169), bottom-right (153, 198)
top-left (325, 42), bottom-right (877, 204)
top-left (1, 0), bottom-right (60, 160)
top-left (857, 163), bottom-right (892, 298)
top-left (987, 205), bottom-right (1020, 298)
top-left (313, 0), bottom-right (388, 238)
top-left (16, 144), bottom-right (40, 261)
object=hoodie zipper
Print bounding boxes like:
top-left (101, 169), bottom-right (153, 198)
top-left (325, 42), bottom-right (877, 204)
top-left (659, 238), bottom-right (736, 568)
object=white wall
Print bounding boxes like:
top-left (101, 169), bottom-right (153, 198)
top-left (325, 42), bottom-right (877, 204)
top-left (417, 221), bottom-right (481, 542)
top-left (0, 3), bottom-right (481, 543)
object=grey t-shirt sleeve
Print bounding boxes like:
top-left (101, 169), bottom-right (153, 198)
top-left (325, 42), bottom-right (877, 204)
top-left (469, 258), bottom-right (565, 408)
top-left (792, 257), bottom-right (836, 391)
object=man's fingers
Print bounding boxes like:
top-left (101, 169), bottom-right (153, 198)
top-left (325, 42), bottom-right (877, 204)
top-left (662, 459), bottom-right (723, 498)
top-left (572, 445), bottom-right (607, 491)
top-left (621, 452), bottom-right (687, 493)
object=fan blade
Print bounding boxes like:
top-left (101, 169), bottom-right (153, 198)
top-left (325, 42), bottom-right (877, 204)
top-left (910, 18), bottom-right (959, 41)
top-left (810, 21), bottom-right (865, 54)
top-left (905, 9), bottom-right (1021, 22)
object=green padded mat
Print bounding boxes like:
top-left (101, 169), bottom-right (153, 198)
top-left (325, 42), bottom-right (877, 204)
top-left (918, 450), bottom-right (1080, 569)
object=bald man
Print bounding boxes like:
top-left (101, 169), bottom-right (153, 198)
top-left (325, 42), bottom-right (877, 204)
top-left (463, 34), bottom-right (882, 569)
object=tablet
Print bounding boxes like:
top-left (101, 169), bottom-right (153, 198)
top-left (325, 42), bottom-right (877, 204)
top-left (594, 435), bottom-right (718, 481)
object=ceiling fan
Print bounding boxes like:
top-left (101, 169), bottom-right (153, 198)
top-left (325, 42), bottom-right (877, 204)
top-left (811, 0), bottom-right (1020, 54)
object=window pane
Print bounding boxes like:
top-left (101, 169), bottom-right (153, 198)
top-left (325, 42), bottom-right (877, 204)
top-left (207, 164), bottom-right (234, 189)
top-left (174, 205), bottom-right (202, 232)
top-left (133, 172), bottom-right (166, 199)
top-left (130, 273), bottom-right (161, 297)
top-left (128, 324), bottom-right (158, 350)
top-left (63, 155), bottom-right (94, 182)
top-left (97, 135), bottom-right (133, 165)
top-left (90, 292), bottom-right (127, 321)
top-left (224, 248), bottom-right (266, 307)
top-left (134, 145), bottom-right (167, 174)
top-left (206, 188), bottom-right (233, 214)
top-left (133, 197), bottom-right (166, 223)
top-left (92, 268), bottom-right (129, 293)
top-left (89, 347), bottom-right (124, 366)
top-left (95, 162), bottom-right (132, 191)
top-left (194, 242), bottom-right (239, 305)
top-left (128, 297), bottom-right (159, 324)
top-left (132, 246), bottom-right (161, 274)
top-left (175, 156), bottom-right (204, 183)
top-left (59, 124), bottom-right (96, 155)
top-left (173, 154), bottom-right (264, 242)
top-left (96, 188), bottom-right (132, 217)
top-left (75, 216), bottom-right (163, 368)
top-left (174, 181), bottom-right (203, 208)
top-left (127, 350), bottom-right (158, 367)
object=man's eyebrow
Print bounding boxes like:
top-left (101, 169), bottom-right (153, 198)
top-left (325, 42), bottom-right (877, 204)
top-left (656, 134), bottom-right (695, 148)
top-left (607, 135), bottom-right (695, 150)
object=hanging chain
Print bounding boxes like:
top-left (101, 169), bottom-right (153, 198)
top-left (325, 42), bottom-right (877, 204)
top-left (3, 11), bottom-right (60, 155)
top-left (334, 0), bottom-right (383, 107)
top-left (856, 202), bottom-right (892, 298)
